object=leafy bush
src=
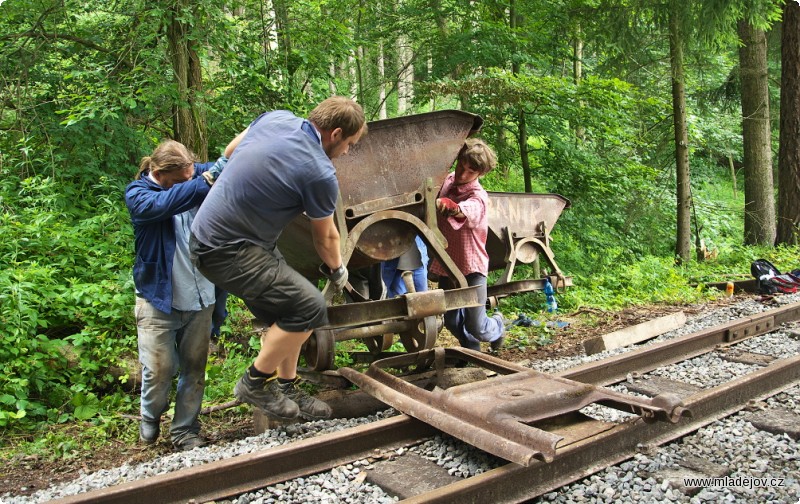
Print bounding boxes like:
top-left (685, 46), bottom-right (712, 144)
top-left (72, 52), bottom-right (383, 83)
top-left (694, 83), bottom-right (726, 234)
top-left (0, 174), bottom-right (136, 432)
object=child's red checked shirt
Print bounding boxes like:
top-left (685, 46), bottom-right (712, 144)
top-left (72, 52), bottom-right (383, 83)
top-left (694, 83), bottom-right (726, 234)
top-left (429, 172), bottom-right (490, 278)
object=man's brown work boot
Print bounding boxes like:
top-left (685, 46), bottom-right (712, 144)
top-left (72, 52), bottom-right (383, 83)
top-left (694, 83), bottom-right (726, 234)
top-left (278, 378), bottom-right (333, 420)
top-left (234, 372), bottom-right (300, 420)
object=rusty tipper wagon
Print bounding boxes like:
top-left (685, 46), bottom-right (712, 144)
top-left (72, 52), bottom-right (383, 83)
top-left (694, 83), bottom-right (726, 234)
top-left (274, 110), bottom-right (571, 371)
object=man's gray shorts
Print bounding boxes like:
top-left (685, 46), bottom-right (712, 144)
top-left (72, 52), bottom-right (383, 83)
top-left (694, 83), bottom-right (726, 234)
top-left (190, 234), bottom-right (328, 332)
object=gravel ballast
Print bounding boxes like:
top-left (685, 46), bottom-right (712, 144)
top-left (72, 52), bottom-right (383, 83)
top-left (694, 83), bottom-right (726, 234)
top-left (5, 294), bottom-right (800, 503)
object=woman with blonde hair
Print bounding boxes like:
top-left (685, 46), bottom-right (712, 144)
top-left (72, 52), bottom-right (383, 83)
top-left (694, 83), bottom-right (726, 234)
top-left (126, 138), bottom-right (237, 451)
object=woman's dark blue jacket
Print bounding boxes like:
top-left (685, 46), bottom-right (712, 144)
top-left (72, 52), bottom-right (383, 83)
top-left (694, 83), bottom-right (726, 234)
top-left (125, 162), bottom-right (213, 314)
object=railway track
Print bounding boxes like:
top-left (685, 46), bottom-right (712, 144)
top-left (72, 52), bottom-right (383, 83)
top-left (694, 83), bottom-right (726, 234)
top-left (46, 301), bottom-right (800, 503)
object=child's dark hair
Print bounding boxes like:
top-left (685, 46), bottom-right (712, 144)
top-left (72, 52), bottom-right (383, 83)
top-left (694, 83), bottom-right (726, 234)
top-left (136, 140), bottom-right (195, 180)
top-left (457, 138), bottom-right (497, 175)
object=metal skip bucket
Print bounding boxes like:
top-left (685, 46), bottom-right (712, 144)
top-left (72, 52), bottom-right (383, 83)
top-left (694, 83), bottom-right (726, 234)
top-left (272, 110), bottom-right (572, 371)
top-left (277, 110), bottom-right (484, 371)
top-left (277, 110), bottom-right (483, 281)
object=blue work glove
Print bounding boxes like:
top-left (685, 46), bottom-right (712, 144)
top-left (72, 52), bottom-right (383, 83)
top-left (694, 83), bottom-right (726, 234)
top-left (201, 155), bottom-right (228, 186)
top-left (319, 263), bottom-right (349, 292)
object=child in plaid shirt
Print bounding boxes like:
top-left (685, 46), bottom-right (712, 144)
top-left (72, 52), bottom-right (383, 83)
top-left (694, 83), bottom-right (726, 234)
top-left (429, 138), bottom-right (505, 352)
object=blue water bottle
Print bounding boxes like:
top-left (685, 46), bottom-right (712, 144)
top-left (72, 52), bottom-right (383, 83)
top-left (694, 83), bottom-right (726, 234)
top-left (544, 278), bottom-right (558, 313)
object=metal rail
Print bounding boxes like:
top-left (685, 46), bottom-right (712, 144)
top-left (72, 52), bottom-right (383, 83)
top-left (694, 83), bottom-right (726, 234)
top-left (52, 416), bottom-right (438, 504)
top-left (51, 302), bottom-right (800, 503)
top-left (403, 353), bottom-right (800, 503)
top-left (558, 301), bottom-right (799, 385)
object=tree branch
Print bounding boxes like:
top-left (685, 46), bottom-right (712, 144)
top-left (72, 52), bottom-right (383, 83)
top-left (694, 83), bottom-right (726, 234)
top-left (121, 399), bottom-right (242, 421)
top-left (0, 30), bottom-right (112, 54)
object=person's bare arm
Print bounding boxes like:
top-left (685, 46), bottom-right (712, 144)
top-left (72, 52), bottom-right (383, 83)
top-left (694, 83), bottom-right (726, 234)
top-left (310, 215), bottom-right (343, 270)
top-left (224, 127), bottom-right (248, 158)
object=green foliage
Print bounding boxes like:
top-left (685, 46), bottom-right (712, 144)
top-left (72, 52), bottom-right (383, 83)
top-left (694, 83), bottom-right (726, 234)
top-left (560, 255), bottom-right (713, 310)
top-left (0, 0), bottom-right (792, 463)
top-left (683, 243), bottom-right (800, 285)
top-left (70, 392), bottom-right (101, 421)
top-left (503, 322), bottom-right (555, 352)
top-left (431, 68), bottom-right (678, 260)
top-left (334, 348), bottom-right (356, 369)
top-left (498, 253), bottom-right (727, 317)
top-left (0, 173), bottom-right (136, 432)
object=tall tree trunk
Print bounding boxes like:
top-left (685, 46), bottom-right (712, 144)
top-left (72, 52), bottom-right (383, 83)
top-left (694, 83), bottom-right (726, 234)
top-left (378, 42), bottom-right (387, 119)
top-left (272, 0), bottom-right (294, 84)
top-left (738, 20), bottom-right (776, 246)
top-left (509, 0), bottom-right (531, 192)
top-left (167, 0), bottom-right (207, 160)
top-left (668, 4), bottom-right (691, 261)
top-left (518, 109), bottom-right (532, 192)
top-left (323, 3), bottom-right (337, 95)
top-left (428, 53), bottom-right (435, 110)
top-left (261, 0), bottom-right (278, 68)
top-left (777, 1), bottom-right (800, 244)
top-left (349, 53), bottom-right (358, 100)
top-left (329, 61), bottom-right (337, 95)
top-left (356, 46), bottom-right (365, 105)
top-left (430, 0), bottom-right (447, 110)
top-left (573, 23), bottom-right (585, 142)
top-left (397, 34), bottom-right (413, 114)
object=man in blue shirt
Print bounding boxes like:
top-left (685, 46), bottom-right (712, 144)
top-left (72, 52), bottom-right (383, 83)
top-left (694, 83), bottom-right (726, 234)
top-left (126, 138), bottom-right (238, 451)
top-left (190, 96), bottom-right (366, 421)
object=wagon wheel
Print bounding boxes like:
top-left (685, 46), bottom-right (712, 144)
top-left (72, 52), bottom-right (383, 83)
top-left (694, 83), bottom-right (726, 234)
top-left (397, 316), bottom-right (438, 372)
top-left (364, 332), bottom-right (394, 355)
top-left (399, 315), bottom-right (438, 353)
top-left (302, 328), bottom-right (335, 371)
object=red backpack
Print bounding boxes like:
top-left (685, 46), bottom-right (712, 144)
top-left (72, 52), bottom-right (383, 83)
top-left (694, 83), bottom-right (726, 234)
top-left (750, 259), bottom-right (799, 294)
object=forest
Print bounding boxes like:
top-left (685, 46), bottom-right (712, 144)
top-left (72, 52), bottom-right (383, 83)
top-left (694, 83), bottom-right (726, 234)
top-left (1, 0), bottom-right (799, 456)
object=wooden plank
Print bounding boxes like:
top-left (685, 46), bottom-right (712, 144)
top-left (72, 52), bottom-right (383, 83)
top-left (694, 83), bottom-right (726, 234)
top-left (743, 408), bottom-right (800, 440)
top-left (720, 350), bottom-right (776, 367)
top-left (703, 278), bottom-right (759, 293)
top-left (582, 311), bottom-right (687, 355)
top-left (624, 376), bottom-right (702, 399)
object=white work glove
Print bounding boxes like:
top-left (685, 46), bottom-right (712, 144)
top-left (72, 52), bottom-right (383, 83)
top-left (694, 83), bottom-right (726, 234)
top-left (201, 155), bottom-right (228, 186)
top-left (319, 263), bottom-right (348, 292)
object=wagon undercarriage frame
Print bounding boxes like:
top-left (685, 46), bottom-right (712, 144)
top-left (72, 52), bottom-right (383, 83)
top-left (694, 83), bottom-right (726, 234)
top-left (267, 110), bottom-right (574, 372)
